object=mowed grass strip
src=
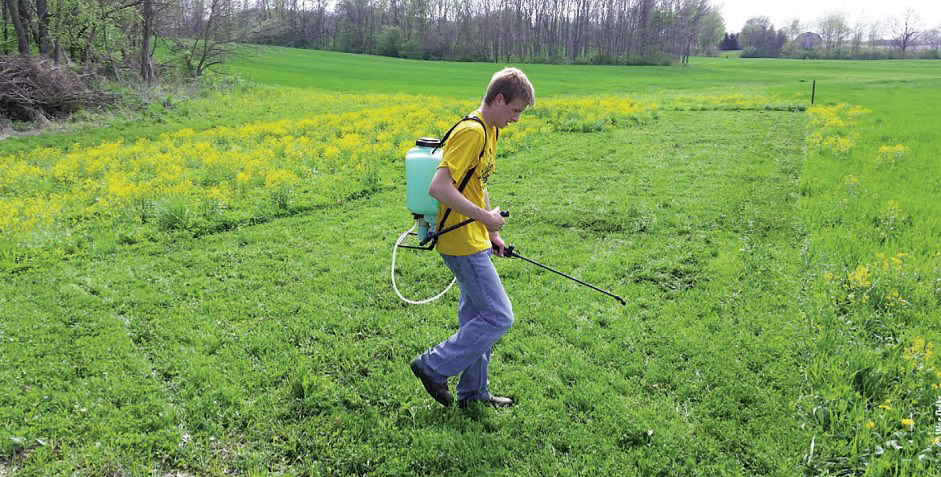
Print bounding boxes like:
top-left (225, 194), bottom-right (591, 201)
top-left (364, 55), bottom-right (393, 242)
top-left (1, 109), bottom-right (808, 475)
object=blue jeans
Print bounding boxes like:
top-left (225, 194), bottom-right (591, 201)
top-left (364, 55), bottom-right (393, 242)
top-left (415, 249), bottom-right (514, 401)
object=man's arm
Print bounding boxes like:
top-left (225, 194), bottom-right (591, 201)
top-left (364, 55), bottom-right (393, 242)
top-left (428, 167), bottom-right (504, 232)
top-left (485, 189), bottom-right (507, 256)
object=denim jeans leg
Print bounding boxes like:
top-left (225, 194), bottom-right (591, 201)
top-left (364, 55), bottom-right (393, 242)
top-left (419, 249), bottom-right (513, 396)
top-left (455, 290), bottom-right (492, 401)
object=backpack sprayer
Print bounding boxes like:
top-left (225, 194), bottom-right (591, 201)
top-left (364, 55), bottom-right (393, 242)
top-left (392, 118), bottom-right (626, 306)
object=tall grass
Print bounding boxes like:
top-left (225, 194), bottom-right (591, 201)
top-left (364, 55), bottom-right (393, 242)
top-left (796, 79), bottom-right (941, 474)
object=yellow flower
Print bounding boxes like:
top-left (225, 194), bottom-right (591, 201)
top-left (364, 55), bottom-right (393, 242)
top-left (173, 128), bottom-right (196, 139)
top-left (808, 103), bottom-right (865, 155)
top-left (901, 418), bottom-right (914, 428)
top-left (865, 421), bottom-right (875, 430)
top-left (884, 290), bottom-right (903, 308)
top-left (264, 169), bottom-right (299, 189)
top-left (903, 336), bottom-right (934, 371)
top-left (891, 253), bottom-right (907, 269)
top-left (847, 265), bottom-right (871, 288)
top-left (207, 186), bottom-right (230, 204)
top-left (875, 144), bottom-right (910, 165)
top-left (323, 145), bottom-right (340, 159)
top-left (846, 105), bottom-right (871, 116)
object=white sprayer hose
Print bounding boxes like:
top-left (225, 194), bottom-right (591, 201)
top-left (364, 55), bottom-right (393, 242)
top-left (392, 223), bottom-right (456, 304)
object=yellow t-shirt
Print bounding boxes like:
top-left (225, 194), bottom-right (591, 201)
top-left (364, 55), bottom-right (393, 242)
top-left (435, 112), bottom-right (497, 256)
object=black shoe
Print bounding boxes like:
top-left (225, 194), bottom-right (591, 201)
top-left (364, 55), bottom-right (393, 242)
top-left (410, 358), bottom-right (452, 407)
top-left (458, 395), bottom-right (514, 409)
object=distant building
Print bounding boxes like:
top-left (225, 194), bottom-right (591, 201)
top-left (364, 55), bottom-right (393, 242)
top-left (796, 32), bottom-right (823, 49)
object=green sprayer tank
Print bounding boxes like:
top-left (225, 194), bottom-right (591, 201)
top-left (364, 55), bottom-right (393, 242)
top-left (405, 138), bottom-right (443, 242)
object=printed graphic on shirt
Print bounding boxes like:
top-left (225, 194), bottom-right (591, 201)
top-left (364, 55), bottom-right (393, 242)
top-left (480, 160), bottom-right (494, 185)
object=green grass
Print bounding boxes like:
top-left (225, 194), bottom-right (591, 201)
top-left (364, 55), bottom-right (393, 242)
top-left (3, 48), bottom-right (941, 475)
top-left (226, 45), bottom-right (941, 99)
top-left (2, 109), bottom-right (810, 475)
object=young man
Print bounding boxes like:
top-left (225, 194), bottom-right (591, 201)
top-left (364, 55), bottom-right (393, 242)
top-left (410, 67), bottom-right (535, 408)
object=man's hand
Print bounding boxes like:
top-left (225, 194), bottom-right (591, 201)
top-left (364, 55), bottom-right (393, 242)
top-left (490, 231), bottom-right (507, 257)
top-left (479, 206), bottom-right (505, 233)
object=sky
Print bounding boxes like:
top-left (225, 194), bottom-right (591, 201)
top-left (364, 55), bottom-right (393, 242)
top-left (717, 0), bottom-right (941, 34)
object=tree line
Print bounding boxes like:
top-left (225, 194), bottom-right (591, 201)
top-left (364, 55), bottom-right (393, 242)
top-left (1, 0), bottom-right (269, 79)
top-left (1, 0), bottom-right (727, 82)
top-left (256, 0), bottom-right (726, 65)
top-left (732, 10), bottom-right (941, 59)
top-left (2, 0), bottom-right (939, 83)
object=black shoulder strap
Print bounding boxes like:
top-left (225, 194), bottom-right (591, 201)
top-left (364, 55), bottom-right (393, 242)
top-left (428, 115), bottom-right (495, 248)
top-left (432, 115), bottom-right (492, 159)
top-left (431, 166), bottom-right (475, 248)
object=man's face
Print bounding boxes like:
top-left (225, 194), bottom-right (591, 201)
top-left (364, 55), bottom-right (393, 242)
top-left (493, 94), bottom-right (529, 128)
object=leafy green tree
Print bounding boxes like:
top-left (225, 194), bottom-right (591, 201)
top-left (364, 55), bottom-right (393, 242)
top-left (375, 25), bottom-right (404, 57)
top-left (739, 16), bottom-right (785, 57)
top-left (817, 11), bottom-right (849, 51)
top-left (697, 8), bottom-right (724, 54)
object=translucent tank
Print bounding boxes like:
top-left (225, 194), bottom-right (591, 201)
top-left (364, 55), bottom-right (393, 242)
top-left (405, 138), bottom-right (443, 241)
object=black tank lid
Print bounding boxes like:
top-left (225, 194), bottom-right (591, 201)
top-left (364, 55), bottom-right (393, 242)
top-left (416, 137), bottom-right (441, 147)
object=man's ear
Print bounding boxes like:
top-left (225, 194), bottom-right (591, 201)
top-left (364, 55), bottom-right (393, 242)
top-left (493, 93), bottom-right (506, 106)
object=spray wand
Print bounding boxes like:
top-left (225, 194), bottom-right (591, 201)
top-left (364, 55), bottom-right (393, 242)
top-left (496, 244), bottom-right (626, 306)
top-left (396, 132), bottom-right (624, 306)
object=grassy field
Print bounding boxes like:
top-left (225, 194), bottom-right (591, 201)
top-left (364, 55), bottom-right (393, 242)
top-left (2, 48), bottom-right (940, 475)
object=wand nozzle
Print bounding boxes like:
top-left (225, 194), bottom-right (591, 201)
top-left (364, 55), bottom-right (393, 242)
top-left (496, 244), bottom-right (626, 306)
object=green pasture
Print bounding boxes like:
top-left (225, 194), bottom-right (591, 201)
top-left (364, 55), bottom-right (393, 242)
top-left (226, 45), bottom-right (941, 98)
top-left (2, 48), bottom-right (941, 476)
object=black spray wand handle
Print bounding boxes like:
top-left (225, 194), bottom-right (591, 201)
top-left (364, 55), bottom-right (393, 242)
top-left (497, 244), bottom-right (627, 306)
top-left (420, 210), bottom-right (510, 246)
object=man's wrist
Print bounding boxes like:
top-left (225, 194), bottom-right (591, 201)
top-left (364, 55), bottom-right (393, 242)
top-left (474, 206), bottom-right (492, 223)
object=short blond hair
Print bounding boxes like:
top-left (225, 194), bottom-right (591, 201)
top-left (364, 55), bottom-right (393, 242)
top-left (483, 68), bottom-right (535, 106)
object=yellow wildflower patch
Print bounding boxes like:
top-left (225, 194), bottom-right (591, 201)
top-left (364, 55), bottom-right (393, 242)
top-left (0, 90), bottom-right (778, 264)
top-left (847, 265), bottom-right (872, 288)
top-left (903, 336), bottom-right (934, 372)
top-left (875, 144), bottom-right (910, 165)
top-left (807, 103), bottom-right (868, 156)
top-left (264, 169), bottom-right (300, 189)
